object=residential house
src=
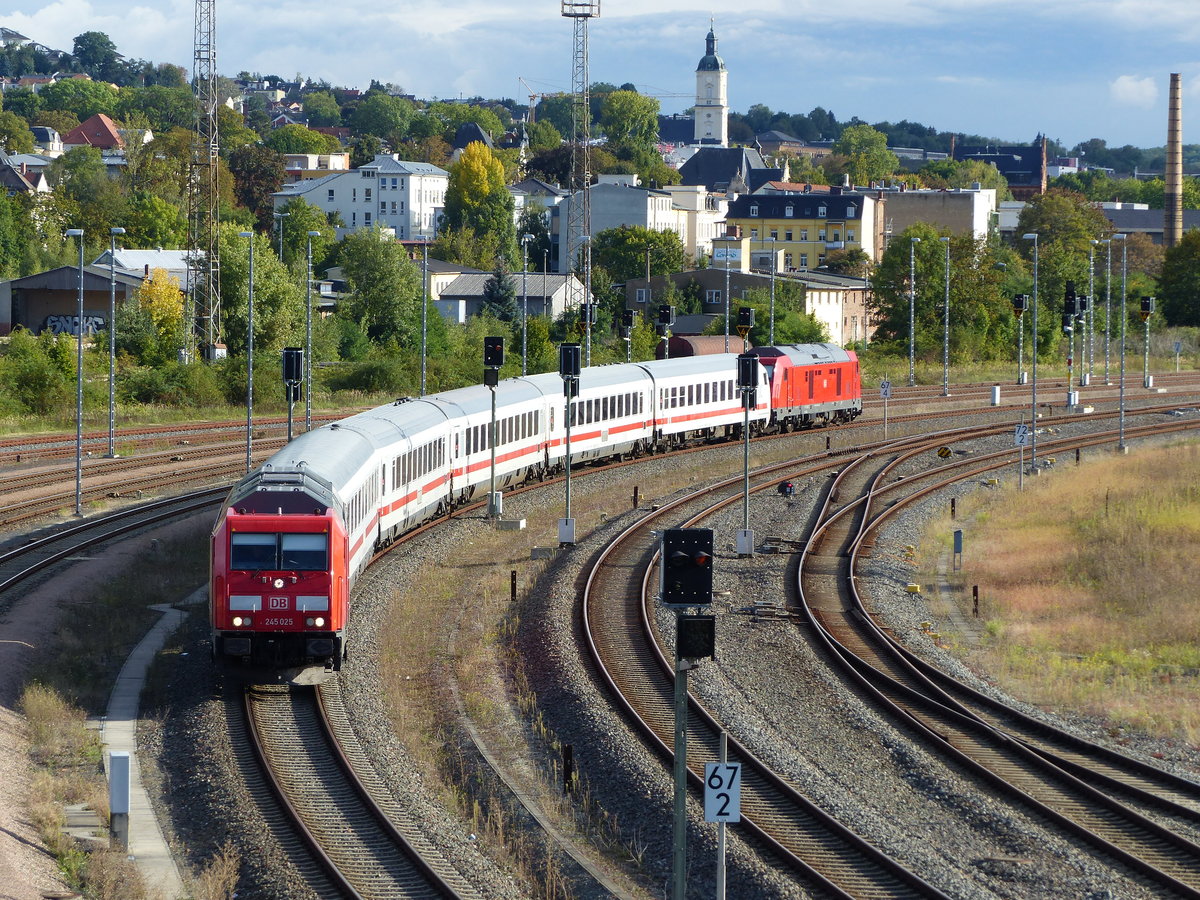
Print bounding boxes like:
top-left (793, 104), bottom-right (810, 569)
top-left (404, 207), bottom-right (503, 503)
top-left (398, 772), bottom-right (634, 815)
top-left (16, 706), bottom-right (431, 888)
top-left (29, 126), bottom-right (63, 155)
top-left (624, 266), bottom-right (873, 347)
top-left (283, 153), bottom-right (351, 183)
top-left (0, 152), bottom-right (50, 196)
top-left (755, 132), bottom-right (833, 163)
top-left (272, 154), bottom-right (448, 240)
top-left (63, 113), bottom-right (124, 151)
top-left (874, 185), bottom-right (997, 243)
top-left (723, 189), bottom-right (884, 269)
top-left (554, 178), bottom-right (687, 274)
top-left (435, 271), bottom-right (584, 324)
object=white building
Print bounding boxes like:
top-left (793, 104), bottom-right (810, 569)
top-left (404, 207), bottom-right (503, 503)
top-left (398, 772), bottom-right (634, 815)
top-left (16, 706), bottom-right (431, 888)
top-left (272, 154), bottom-right (448, 240)
top-left (694, 24), bottom-right (728, 147)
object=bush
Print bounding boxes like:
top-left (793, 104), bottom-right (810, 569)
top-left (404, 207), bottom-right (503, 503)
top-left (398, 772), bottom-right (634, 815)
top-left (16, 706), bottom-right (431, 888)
top-left (119, 362), bottom-right (225, 407)
top-left (324, 357), bottom-right (414, 395)
top-left (0, 329), bottom-right (75, 416)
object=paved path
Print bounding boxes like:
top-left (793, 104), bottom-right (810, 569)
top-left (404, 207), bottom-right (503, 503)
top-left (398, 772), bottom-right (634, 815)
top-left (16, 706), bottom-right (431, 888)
top-left (101, 593), bottom-right (200, 900)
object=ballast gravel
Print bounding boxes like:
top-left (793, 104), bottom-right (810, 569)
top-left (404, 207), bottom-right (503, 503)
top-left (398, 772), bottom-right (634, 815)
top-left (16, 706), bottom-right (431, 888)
top-left (139, 414), bottom-right (1200, 899)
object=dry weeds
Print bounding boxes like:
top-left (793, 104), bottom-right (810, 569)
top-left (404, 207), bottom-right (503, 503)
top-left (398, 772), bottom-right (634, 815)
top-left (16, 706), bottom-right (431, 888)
top-left (938, 440), bottom-right (1200, 744)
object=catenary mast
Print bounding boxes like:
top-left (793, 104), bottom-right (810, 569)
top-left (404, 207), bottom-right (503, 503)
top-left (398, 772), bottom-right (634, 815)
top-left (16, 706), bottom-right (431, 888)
top-left (561, 2), bottom-right (599, 324)
top-left (189, 0), bottom-right (221, 359)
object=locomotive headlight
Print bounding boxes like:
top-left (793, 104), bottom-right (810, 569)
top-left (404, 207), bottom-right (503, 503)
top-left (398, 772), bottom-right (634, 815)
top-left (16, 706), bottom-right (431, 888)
top-left (233, 616), bottom-right (244, 627)
top-left (315, 617), bottom-right (325, 628)
top-left (273, 577), bottom-right (285, 589)
top-left (305, 617), bottom-right (315, 627)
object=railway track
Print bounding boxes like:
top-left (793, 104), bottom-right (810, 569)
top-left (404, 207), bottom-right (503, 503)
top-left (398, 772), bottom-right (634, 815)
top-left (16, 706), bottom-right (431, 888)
top-left (238, 681), bottom-right (472, 899)
top-left (582, 409), bottom-right (1200, 896)
top-left (796, 420), bottom-right (1200, 897)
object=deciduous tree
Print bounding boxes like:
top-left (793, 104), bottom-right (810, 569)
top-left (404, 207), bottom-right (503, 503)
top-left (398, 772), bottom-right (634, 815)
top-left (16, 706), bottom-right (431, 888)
top-left (831, 124), bottom-right (898, 185)
top-left (1158, 230), bottom-right (1200, 326)
top-left (442, 141), bottom-right (517, 266)
top-left (40, 78), bottom-right (118, 120)
top-left (228, 144), bottom-right (286, 230)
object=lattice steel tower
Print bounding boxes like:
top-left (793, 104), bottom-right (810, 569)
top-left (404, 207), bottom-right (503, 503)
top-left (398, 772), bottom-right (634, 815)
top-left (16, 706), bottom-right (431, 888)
top-left (561, 1), bottom-right (598, 319)
top-left (189, 0), bottom-right (221, 359)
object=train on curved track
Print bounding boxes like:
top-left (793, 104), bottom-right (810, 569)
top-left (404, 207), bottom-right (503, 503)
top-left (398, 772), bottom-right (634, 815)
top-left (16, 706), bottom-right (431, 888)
top-left (210, 343), bottom-right (862, 682)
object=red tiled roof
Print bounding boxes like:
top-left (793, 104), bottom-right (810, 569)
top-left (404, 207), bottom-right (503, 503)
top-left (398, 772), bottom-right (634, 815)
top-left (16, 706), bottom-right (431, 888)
top-left (62, 113), bottom-right (124, 150)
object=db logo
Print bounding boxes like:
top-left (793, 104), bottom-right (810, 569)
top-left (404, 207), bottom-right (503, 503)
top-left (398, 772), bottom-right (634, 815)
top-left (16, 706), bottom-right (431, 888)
top-left (268, 597), bottom-right (289, 610)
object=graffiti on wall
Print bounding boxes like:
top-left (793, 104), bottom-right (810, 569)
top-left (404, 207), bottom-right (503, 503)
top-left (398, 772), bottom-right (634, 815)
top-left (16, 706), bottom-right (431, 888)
top-left (44, 315), bottom-right (107, 336)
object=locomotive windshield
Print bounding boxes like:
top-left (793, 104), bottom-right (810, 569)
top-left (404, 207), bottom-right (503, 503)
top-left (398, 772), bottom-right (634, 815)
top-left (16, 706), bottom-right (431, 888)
top-left (231, 532), bottom-right (329, 571)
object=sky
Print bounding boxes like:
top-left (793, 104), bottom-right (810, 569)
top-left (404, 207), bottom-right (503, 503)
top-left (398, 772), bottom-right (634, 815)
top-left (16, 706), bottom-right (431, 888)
top-left (4, 0), bottom-right (1200, 150)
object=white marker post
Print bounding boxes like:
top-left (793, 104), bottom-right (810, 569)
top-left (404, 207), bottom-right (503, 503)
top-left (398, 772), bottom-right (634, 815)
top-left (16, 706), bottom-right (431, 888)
top-left (880, 378), bottom-right (892, 440)
top-left (706, 733), bottom-right (741, 900)
top-left (1014, 420), bottom-right (1029, 491)
top-left (1175, 340), bottom-right (1183, 373)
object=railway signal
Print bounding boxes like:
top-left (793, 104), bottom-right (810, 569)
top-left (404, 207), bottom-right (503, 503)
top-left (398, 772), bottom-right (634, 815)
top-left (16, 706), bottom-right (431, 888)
top-left (660, 528), bottom-right (713, 606)
top-left (282, 347), bottom-right (303, 441)
top-left (736, 307), bottom-right (754, 350)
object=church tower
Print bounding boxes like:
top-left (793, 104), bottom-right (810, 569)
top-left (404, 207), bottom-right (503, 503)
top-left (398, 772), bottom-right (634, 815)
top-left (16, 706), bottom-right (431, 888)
top-left (694, 22), bottom-right (728, 146)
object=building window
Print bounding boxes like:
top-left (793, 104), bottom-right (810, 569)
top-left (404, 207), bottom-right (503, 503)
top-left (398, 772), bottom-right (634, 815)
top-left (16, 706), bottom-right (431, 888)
top-left (365, 212), bottom-right (372, 226)
top-left (818, 205), bottom-right (827, 217)
top-left (769, 229), bottom-right (778, 240)
top-left (818, 254), bottom-right (826, 266)
top-left (380, 201), bottom-right (387, 213)
top-left (392, 178), bottom-right (398, 188)
top-left (800, 254), bottom-right (808, 267)
top-left (749, 205), bottom-right (759, 217)
top-left (392, 201), bottom-right (397, 214)
top-left (327, 189), bottom-right (334, 202)
top-left (380, 180), bottom-right (387, 191)
top-left (352, 188), bottom-right (357, 202)
top-left (847, 230), bottom-right (856, 242)
top-left (705, 289), bottom-right (722, 304)
top-left (846, 206), bottom-right (857, 218)
top-left (750, 228), bottom-right (758, 239)
top-left (351, 212), bottom-right (356, 226)
top-left (818, 230), bottom-right (826, 241)
top-left (784, 253), bottom-right (793, 268)
top-left (800, 229), bottom-right (808, 241)
top-left (634, 288), bottom-right (649, 303)
top-left (832, 231), bottom-right (840, 241)
top-left (784, 230), bottom-right (792, 241)
top-left (365, 188), bottom-right (372, 202)
top-left (784, 205), bottom-right (794, 217)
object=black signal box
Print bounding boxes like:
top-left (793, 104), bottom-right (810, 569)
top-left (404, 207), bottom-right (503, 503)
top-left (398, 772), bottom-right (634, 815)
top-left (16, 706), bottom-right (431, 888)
top-left (677, 614), bottom-right (715, 659)
top-left (661, 528), bottom-right (713, 606)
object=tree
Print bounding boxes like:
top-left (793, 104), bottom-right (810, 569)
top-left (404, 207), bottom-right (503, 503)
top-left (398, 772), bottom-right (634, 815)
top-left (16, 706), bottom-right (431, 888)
top-left (821, 247), bottom-right (870, 278)
top-left (3, 89), bottom-right (41, 123)
top-left (533, 94), bottom-right (574, 137)
top-left (517, 203), bottom-right (551, 271)
top-left (228, 144), bottom-right (286, 230)
top-left (592, 225), bottom-right (687, 285)
top-left (217, 225), bottom-right (305, 355)
top-left (302, 91), bottom-right (342, 128)
top-left (34, 109), bottom-right (79, 136)
top-left (599, 90), bottom-right (659, 149)
top-left (481, 266), bottom-right (518, 321)
top-left (48, 146), bottom-right (126, 235)
top-left (277, 197), bottom-right (335, 269)
top-left (264, 124), bottom-right (340, 155)
top-left (351, 91), bottom-right (412, 140)
top-left (1158, 230), bottom-right (1200, 326)
top-left (125, 192), bottom-right (187, 248)
top-left (0, 110), bottom-right (34, 153)
top-left (442, 141), bottom-right (517, 266)
top-left (0, 194), bottom-right (22, 278)
top-left (40, 78), bottom-right (118, 120)
top-left (349, 134), bottom-right (383, 168)
top-left (217, 105), bottom-right (258, 152)
top-left (526, 119), bottom-right (561, 152)
top-left (114, 86), bottom-right (196, 133)
top-left (337, 226), bottom-right (425, 348)
top-left (831, 124), bottom-right (898, 185)
top-left (72, 31), bottom-right (121, 81)
top-left (869, 226), bottom-right (1017, 362)
top-left (918, 158), bottom-right (1009, 196)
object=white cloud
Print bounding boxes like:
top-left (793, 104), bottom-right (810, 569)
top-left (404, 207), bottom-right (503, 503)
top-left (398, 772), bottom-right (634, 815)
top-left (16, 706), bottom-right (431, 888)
top-left (1110, 75), bottom-right (1158, 108)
